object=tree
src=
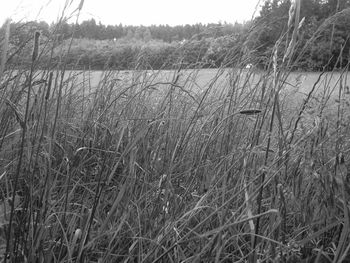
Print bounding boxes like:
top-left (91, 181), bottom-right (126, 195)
top-left (249, 0), bottom-right (350, 70)
top-left (79, 19), bottom-right (99, 39)
top-left (143, 28), bottom-right (152, 42)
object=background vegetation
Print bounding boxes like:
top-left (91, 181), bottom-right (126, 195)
top-left (2, 0), bottom-right (350, 71)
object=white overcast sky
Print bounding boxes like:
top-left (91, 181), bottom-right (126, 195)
top-left (1, 0), bottom-right (262, 26)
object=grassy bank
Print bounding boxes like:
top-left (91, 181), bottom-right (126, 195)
top-left (1, 1), bottom-right (350, 262)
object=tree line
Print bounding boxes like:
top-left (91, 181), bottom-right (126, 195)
top-left (4, 19), bottom-right (245, 43)
top-left (249, 0), bottom-right (350, 70)
top-left (2, 0), bottom-right (350, 71)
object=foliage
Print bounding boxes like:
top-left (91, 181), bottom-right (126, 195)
top-left (249, 0), bottom-right (350, 70)
top-left (0, 19), bottom-right (245, 43)
top-left (3, 0), bottom-right (350, 71)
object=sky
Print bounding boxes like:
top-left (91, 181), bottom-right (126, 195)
top-left (0, 0), bottom-right (262, 26)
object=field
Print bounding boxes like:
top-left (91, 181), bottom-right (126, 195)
top-left (69, 68), bottom-right (349, 116)
top-left (2, 2), bottom-right (350, 262)
top-left (72, 68), bottom-right (350, 97)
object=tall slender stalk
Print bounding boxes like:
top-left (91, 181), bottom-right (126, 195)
top-left (5, 31), bottom-right (40, 262)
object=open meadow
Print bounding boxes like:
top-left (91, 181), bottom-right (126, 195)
top-left (76, 68), bottom-right (350, 98)
top-left (67, 68), bottom-right (350, 116)
top-left (1, 1), bottom-right (350, 262)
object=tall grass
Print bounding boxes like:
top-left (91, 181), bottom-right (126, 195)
top-left (0, 1), bottom-right (350, 262)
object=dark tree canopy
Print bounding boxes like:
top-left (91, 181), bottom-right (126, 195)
top-left (250, 0), bottom-right (350, 70)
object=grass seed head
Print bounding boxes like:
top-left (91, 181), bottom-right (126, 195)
top-left (239, 109), bottom-right (262, 115)
top-left (32, 31), bottom-right (41, 62)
